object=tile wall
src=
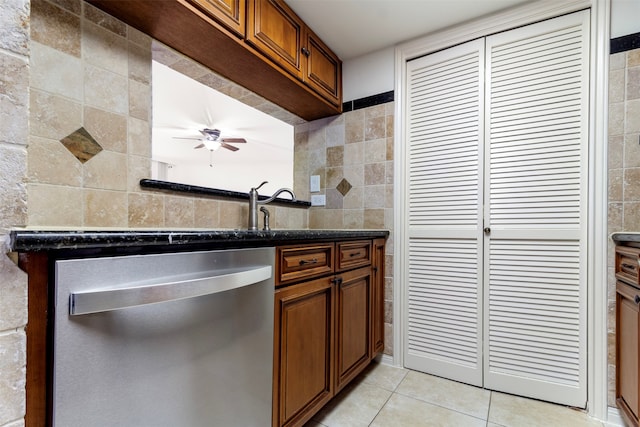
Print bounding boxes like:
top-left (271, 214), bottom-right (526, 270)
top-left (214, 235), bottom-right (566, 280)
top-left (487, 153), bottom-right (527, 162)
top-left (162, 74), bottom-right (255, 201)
top-left (607, 46), bottom-right (640, 406)
top-left (293, 105), bottom-right (395, 355)
top-left (26, 0), bottom-right (309, 230)
top-left (0, 0), bottom-right (29, 424)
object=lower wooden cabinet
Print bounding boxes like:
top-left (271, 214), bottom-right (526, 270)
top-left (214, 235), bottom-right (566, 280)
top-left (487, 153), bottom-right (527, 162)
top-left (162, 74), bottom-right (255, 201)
top-left (273, 277), bottom-right (334, 427)
top-left (273, 240), bottom-right (385, 427)
top-left (335, 267), bottom-right (372, 392)
top-left (617, 279), bottom-right (640, 427)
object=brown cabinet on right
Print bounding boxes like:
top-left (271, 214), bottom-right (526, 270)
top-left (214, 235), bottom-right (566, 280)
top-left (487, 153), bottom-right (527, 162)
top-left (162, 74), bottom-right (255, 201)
top-left (616, 245), bottom-right (640, 427)
top-left (273, 239), bottom-right (384, 427)
top-left (247, 0), bottom-right (342, 106)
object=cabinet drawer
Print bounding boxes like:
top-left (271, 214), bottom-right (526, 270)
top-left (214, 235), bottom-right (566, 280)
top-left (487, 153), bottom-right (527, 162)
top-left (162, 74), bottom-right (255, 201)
top-left (336, 240), bottom-right (371, 272)
top-left (276, 244), bottom-right (334, 285)
top-left (616, 246), bottom-right (640, 287)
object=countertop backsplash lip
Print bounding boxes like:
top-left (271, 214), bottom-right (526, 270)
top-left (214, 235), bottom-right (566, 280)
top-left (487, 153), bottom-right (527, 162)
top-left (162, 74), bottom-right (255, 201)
top-left (139, 179), bottom-right (312, 208)
top-left (9, 228), bottom-right (390, 253)
top-left (612, 232), bottom-right (640, 243)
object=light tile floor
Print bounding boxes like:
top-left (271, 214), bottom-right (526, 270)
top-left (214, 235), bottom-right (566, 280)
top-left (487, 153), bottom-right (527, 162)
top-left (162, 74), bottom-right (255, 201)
top-left (306, 361), bottom-right (604, 427)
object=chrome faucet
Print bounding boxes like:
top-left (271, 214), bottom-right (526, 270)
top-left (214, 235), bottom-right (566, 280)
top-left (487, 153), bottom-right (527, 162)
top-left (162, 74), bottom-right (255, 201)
top-left (248, 181), bottom-right (296, 230)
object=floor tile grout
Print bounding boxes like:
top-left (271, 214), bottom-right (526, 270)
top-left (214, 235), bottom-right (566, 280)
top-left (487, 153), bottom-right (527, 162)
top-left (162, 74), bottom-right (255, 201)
top-left (306, 362), bottom-right (601, 427)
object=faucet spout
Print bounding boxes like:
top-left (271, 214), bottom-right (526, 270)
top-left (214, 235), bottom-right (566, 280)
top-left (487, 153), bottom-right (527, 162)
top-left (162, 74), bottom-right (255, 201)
top-left (248, 182), bottom-right (297, 230)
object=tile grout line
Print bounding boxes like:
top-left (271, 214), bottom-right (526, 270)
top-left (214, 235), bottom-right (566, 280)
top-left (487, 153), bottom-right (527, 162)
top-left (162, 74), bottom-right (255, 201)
top-left (366, 367), bottom-right (410, 426)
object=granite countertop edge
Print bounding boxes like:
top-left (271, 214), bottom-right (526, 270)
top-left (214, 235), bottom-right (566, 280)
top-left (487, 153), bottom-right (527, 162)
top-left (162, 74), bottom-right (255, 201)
top-left (611, 232), bottom-right (640, 243)
top-left (9, 228), bottom-right (390, 252)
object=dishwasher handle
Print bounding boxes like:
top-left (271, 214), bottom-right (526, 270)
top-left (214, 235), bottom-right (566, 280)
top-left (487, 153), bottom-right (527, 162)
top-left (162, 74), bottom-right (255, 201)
top-left (69, 265), bottom-right (272, 315)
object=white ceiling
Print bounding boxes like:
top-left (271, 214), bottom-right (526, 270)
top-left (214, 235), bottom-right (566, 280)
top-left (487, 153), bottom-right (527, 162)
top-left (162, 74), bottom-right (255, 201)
top-left (286, 0), bottom-right (534, 60)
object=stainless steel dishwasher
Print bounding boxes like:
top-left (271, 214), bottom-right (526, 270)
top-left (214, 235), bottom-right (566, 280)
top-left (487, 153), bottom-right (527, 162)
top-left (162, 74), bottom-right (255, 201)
top-left (53, 247), bottom-right (274, 427)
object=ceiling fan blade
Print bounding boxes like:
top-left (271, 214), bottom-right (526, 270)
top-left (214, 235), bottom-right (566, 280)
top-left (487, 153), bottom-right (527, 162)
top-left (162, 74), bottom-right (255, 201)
top-left (194, 143), bottom-right (206, 149)
top-left (173, 136), bottom-right (202, 140)
top-left (220, 137), bottom-right (247, 143)
top-left (221, 143), bottom-right (240, 152)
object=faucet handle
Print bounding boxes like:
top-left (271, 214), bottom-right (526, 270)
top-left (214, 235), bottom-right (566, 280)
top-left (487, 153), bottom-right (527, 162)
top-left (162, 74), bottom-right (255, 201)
top-left (254, 181), bottom-right (268, 191)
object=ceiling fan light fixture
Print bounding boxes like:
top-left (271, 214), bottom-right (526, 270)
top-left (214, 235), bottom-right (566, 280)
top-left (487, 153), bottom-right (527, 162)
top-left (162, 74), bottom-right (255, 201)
top-left (203, 140), bottom-right (221, 151)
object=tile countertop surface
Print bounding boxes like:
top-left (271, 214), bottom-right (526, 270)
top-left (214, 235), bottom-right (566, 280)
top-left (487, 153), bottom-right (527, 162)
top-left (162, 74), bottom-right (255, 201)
top-left (9, 228), bottom-right (390, 254)
top-left (612, 232), bottom-right (640, 243)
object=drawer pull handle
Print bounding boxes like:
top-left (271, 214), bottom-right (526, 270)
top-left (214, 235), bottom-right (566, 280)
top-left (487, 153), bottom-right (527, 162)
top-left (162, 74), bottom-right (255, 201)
top-left (635, 295), bottom-right (640, 305)
top-left (622, 263), bottom-right (636, 270)
top-left (350, 252), bottom-right (362, 258)
top-left (299, 258), bottom-right (318, 266)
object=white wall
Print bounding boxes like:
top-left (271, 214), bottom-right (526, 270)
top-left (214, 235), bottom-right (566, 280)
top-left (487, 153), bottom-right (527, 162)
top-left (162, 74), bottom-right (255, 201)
top-left (343, 47), bottom-right (394, 102)
top-left (342, 0), bottom-right (640, 102)
top-left (611, 0), bottom-right (640, 37)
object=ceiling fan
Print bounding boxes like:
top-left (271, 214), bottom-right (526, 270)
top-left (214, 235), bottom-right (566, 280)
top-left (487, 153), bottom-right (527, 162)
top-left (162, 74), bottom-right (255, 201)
top-left (173, 128), bottom-right (247, 152)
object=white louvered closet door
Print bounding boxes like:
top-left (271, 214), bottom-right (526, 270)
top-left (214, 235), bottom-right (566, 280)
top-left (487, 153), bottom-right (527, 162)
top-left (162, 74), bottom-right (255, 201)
top-left (404, 39), bottom-right (485, 386)
top-left (404, 10), bottom-right (590, 407)
top-left (483, 10), bottom-right (589, 407)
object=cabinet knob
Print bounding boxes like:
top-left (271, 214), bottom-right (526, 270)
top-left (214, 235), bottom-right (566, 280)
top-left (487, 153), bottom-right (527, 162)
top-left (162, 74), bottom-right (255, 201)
top-left (635, 295), bottom-right (640, 304)
top-left (332, 277), bottom-right (343, 286)
top-left (301, 47), bottom-right (310, 57)
top-left (484, 227), bottom-right (491, 235)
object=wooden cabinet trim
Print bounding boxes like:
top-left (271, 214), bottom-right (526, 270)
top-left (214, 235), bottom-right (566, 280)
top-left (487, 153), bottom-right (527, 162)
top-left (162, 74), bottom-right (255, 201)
top-left (20, 253), bottom-right (51, 427)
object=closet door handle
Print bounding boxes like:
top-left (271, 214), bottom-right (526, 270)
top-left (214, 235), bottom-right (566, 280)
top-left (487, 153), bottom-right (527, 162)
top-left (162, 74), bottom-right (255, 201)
top-left (484, 227), bottom-right (491, 235)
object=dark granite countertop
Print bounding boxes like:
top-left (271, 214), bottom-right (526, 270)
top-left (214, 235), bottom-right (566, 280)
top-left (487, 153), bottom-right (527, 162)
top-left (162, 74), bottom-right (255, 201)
top-left (9, 228), bottom-right (389, 254)
top-left (612, 232), bottom-right (640, 244)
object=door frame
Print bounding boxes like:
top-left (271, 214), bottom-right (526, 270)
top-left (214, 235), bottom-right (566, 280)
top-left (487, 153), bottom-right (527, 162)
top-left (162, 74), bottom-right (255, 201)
top-left (393, 0), bottom-right (610, 421)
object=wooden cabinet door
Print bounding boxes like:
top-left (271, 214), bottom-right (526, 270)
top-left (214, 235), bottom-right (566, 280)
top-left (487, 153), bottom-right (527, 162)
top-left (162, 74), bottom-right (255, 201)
top-left (334, 266), bottom-right (372, 392)
top-left (247, 0), bottom-right (303, 78)
top-left (303, 28), bottom-right (342, 106)
top-left (188, 0), bottom-right (245, 37)
top-left (372, 238), bottom-right (385, 355)
top-left (617, 280), bottom-right (640, 427)
top-left (274, 277), bottom-right (334, 427)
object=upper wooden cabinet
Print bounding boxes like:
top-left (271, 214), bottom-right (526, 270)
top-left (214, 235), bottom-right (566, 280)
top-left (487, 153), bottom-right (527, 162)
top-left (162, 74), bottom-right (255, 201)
top-left (188, 0), bottom-right (246, 36)
top-left (247, 0), bottom-right (342, 106)
top-left (86, 0), bottom-right (342, 120)
top-left (304, 28), bottom-right (342, 106)
top-left (247, 0), bottom-right (304, 78)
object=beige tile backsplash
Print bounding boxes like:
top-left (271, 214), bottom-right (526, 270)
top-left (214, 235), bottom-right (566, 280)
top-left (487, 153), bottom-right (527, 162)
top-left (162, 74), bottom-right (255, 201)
top-left (608, 47), bottom-right (640, 406)
top-left (0, 1), bottom-right (29, 419)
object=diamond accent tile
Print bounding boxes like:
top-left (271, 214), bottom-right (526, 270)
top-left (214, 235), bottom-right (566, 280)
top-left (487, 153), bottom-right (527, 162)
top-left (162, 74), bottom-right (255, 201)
top-left (60, 127), bottom-right (103, 163)
top-left (336, 178), bottom-right (352, 196)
